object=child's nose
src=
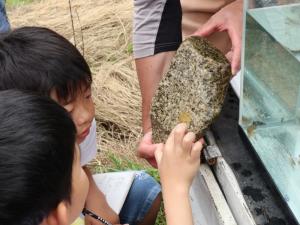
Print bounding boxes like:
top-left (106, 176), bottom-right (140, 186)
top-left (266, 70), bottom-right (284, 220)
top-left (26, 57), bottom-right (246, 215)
top-left (76, 107), bottom-right (92, 126)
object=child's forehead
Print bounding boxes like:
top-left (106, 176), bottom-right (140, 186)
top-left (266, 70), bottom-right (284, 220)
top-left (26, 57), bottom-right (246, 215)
top-left (50, 84), bottom-right (91, 103)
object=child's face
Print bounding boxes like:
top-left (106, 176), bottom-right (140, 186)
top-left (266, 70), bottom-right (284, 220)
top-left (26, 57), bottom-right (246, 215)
top-left (68, 144), bottom-right (89, 223)
top-left (49, 144), bottom-right (89, 224)
top-left (51, 86), bottom-right (95, 144)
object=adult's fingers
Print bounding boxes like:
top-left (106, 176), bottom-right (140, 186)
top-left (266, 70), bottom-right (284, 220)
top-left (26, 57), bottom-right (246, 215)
top-left (227, 27), bottom-right (241, 75)
top-left (148, 158), bottom-right (158, 168)
top-left (142, 131), bottom-right (153, 144)
top-left (225, 51), bottom-right (233, 63)
top-left (231, 48), bottom-right (241, 75)
top-left (137, 143), bottom-right (158, 159)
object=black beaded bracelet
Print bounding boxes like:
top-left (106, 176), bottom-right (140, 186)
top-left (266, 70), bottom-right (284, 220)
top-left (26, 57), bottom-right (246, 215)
top-left (82, 208), bottom-right (113, 225)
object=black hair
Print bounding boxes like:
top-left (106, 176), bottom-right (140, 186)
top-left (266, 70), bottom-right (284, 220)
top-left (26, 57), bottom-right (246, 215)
top-left (0, 26), bottom-right (92, 103)
top-left (0, 90), bottom-right (77, 225)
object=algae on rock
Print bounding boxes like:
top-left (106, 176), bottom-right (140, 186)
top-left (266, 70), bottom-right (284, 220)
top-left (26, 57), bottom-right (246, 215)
top-left (151, 36), bottom-right (232, 143)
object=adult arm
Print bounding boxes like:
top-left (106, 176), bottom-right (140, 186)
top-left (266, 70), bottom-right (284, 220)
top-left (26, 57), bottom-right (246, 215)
top-left (136, 52), bottom-right (175, 167)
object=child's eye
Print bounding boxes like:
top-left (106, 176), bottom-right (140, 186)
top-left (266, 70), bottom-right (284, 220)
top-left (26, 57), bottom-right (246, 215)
top-left (84, 89), bottom-right (92, 99)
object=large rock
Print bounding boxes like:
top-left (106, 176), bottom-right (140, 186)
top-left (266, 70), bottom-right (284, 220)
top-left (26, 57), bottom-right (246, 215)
top-left (151, 36), bottom-right (231, 143)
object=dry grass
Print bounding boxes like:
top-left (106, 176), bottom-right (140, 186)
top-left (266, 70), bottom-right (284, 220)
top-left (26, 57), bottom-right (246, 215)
top-left (8, 2), bottom-right (166, 224)
top-left (8, 0), bottom-right (149, 170)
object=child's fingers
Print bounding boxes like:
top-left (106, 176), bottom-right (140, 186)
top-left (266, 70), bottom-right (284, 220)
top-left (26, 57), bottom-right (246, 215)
top-left (173, 123), bottom-right (187, 149)
top-left (154, 143), bottom-right (164, 165)
top-left (165, 126), bottom-right (176, 150)
top-left (190, 141), bottom-right (203, 161)
top-left (182, 132), bottom-right (195, 154)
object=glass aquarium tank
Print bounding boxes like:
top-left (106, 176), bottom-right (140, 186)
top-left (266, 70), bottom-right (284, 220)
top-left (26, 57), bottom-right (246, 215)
top-left (240, 0), bottom-right (300, 222)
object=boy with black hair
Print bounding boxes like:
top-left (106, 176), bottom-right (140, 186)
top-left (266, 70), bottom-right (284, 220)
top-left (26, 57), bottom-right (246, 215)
top-left (0, 26), bottom-right (161, 225)
top-left (0, 90), bottom-right (203, 225)
top-left (0, 90), bottom-right (89, 225)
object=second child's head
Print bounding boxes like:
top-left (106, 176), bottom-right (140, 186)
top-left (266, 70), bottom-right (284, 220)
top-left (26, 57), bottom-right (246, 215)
top-left (0, 90), bottom-right (89, 225)
top-left (0, 26), bottom-right (95, 143)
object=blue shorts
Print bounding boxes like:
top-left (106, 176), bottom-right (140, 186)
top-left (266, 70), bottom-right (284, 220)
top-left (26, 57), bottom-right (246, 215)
top-left (119, 171), bottom-right (161, 225)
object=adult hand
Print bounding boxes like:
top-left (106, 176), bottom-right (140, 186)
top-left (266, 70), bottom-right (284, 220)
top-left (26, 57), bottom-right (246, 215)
top-left (137, 131), bottom-right (160, 168)
top-left (194, 0), bottom-right (243, 75)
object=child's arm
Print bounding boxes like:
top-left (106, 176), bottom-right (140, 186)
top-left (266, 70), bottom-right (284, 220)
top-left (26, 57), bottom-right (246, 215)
top-left (83, 167), bottom-right (120, 225)
top-left (155, 123), bottom-right (203, 225)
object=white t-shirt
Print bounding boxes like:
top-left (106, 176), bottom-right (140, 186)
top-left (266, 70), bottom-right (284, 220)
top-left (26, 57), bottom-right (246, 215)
top-left (79, 118), bottom-right (98, 166)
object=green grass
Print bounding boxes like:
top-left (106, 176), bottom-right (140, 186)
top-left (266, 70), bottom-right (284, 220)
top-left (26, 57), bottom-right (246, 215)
top-left (94, 152), bottom-right (160, 181)
top-left (6, 0), bottom-right (33, 7)
top-left (127, 43), bottom-right (133, 54)
top-left (91, 153), bottom-right (166, 225)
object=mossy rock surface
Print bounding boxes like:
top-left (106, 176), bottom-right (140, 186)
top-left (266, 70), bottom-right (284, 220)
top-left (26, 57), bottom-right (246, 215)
top-left (151, 36), bottom-right (231, 143)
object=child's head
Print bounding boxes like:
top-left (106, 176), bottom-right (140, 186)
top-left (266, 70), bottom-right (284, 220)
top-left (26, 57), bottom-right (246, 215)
top-left (0, 26), bottom-right (95, 143)
top-left (0, 90), bottom-right (89, 225)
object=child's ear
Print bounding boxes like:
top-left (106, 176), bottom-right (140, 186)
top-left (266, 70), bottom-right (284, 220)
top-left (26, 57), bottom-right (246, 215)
top-left (44, 201), bottom-right (69, 225)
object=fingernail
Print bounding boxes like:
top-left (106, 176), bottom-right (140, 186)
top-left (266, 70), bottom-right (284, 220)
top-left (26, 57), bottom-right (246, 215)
top-left (177, 123), bottom-right (187, 129)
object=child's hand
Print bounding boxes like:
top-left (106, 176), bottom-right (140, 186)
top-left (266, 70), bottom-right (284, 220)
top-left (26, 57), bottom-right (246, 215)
top-left (84, 193), bottom-right (119, 225)
top-left (84, 196), bottom-right (119, 225)
top-left (155, 123), bottom-right (203, 192)
top-left (84, 168), bottom-right (119, 225)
